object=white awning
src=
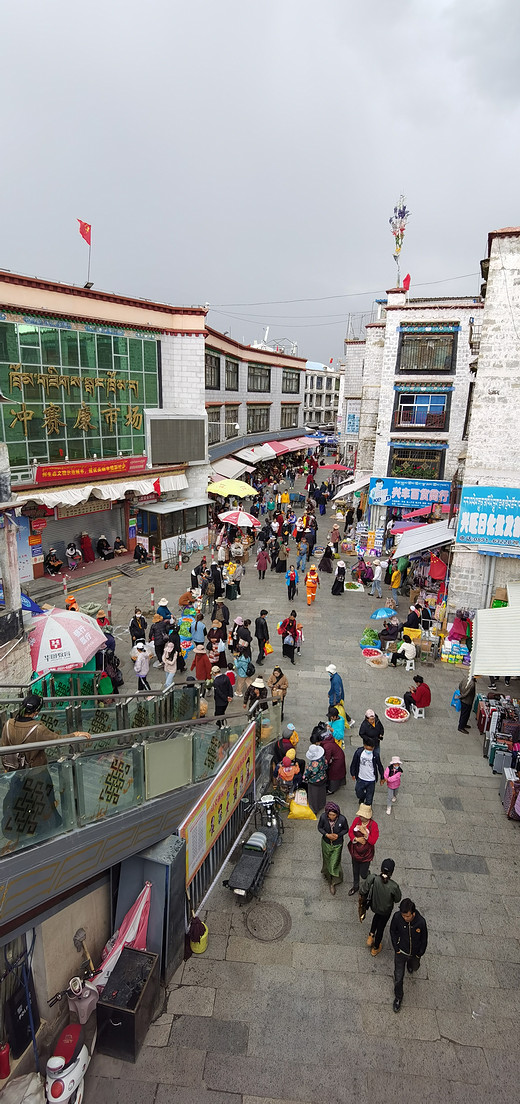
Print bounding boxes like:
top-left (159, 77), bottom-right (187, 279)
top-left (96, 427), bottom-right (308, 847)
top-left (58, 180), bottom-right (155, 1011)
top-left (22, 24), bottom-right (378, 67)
top-left (332, 473), bottom-right (371, 501)
top-left (476, 544), bottom-right (520, 558)
top-left (507, 581), bottom-right (520, 606)
top-left (137, 496), bottom-right (211, 515)
top-left (471, 606), bottom-right (520, 677)
top-left (211, 457), bottom-right (254, 480)
top-left (14, 472), bottom-right (188, 509)
top-left (394, 518), bottom-right (456, 559)
top-left (234, 444), bottom-right (277, 464)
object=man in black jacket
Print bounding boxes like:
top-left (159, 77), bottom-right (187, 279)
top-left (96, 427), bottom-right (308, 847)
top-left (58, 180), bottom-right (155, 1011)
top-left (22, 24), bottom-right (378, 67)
top-left (390, 898), bottom-right (428, 1012)
top-left (358, 709), bottom-right (384, 749)
top-left (255, 610), bottom-right (269, 665)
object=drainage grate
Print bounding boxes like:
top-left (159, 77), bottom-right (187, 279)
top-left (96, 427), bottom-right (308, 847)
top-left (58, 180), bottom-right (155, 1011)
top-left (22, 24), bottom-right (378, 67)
top-left (245, 900), bottom-right (292, 942)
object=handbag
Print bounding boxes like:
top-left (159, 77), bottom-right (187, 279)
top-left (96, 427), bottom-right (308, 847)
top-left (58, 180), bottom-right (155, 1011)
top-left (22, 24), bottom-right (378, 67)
top-left (347, 838), bottom-right (375, 863)
top-left (246, 660), bottom-right (256, 677)
top-left (264, 642), bottom-right (274, 655)
top-left (283, 634), bottom-right (295, 646)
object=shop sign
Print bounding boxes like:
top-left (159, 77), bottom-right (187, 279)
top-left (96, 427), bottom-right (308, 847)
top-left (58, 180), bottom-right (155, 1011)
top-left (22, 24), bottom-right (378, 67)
top-left (32, 554), bottom-right (44, 564)
top-left (56, 500), bottom-right (113, 520)
top-left (35, 456), bottom-right (148, 484)
top-left (457, 486), bottom-right (520, 546)
top-left (28, 535), bottom-right (42, 546)
top-left (369, 477), bottom-right (451, 507)
top-left (179, 725), bottom-right (255, 883)
top-left (31, 519), bottom-right (47, 532)
top-left (135, 492), bottom-right (157, 504)
top-left (20, 503), bottom-right (54, 519)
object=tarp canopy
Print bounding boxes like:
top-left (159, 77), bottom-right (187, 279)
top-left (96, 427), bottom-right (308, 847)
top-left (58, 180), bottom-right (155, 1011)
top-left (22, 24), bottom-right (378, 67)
top-left (394, 518), bottom-right (455, 559)
top-left (331, 474), bottom-right (371, 501)
top-left (14, 473), bottom-right (188, 509)
top-left (471, 605), bottom-right (520, 677)
top-left (211, 457), bottom-right (254, 480)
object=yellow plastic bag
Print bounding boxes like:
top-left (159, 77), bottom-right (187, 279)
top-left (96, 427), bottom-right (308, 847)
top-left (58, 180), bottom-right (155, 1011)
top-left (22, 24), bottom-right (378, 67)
top-left (264, 642), bottom-right (274, 655)
top-left (288, 796), bottom-right (316, 820)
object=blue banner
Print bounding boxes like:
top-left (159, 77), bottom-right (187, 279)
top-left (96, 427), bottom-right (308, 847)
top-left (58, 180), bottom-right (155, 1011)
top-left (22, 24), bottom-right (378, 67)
top-left (457, 486), bottom-right (520, 546)
top-left (368, 477), bottom-right (451, 508)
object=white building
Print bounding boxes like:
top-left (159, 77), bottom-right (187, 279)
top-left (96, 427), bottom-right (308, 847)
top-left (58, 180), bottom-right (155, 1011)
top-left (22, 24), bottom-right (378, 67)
top-left (303, 362), bottom-right (340, 430)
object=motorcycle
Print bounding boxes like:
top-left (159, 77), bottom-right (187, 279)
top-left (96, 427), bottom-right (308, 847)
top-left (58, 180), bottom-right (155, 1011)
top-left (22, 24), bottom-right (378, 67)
top-left (223, 794), bottom-right (285, 902)
top-left (45, 976), bottom-right (99, 1104)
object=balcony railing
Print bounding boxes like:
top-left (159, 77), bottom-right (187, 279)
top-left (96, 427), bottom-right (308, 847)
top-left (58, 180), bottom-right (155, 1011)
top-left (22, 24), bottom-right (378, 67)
top-left (0, 693), bottom-right (281, 859)
top-left (392, 408), bottom-right (447, 431)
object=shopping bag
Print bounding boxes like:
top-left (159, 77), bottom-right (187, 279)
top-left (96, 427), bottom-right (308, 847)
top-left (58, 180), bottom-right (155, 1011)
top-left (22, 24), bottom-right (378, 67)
top-left (450, 690), bottom-right (461, 712)
top-left (264, 642), bottom-right (274, 655)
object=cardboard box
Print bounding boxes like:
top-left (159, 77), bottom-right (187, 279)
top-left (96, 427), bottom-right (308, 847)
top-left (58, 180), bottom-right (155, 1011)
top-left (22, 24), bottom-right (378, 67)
top-left (493, 587), bottom-right (508, 602)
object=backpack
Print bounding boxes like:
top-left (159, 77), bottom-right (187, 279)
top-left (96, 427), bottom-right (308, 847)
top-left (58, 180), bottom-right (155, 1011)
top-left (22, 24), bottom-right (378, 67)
top-left (246, 660), bottom-right (256, 678)
top-left (206, 580), bottom-right (215, 596)
top-left (1, 720), bottom-right (39, 771)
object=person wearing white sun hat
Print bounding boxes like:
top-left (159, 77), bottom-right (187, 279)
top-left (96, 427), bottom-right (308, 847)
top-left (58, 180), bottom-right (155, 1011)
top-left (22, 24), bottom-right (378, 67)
top-left (303, 742), bottom-right (327, 814)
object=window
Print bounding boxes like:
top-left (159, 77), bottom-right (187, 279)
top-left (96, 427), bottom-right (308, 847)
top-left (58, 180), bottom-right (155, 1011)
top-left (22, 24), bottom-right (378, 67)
top-left (397, 331), bottom-right (457, 373)
top-left (335, 378), bottom-right (340, 391)
top-left (207, 407), bottom-right (221, 444)
top-left (307, 394), bottom-right (313, 406)
top-left (281, 405), bottom-right (299, 428)
top-left (389, 447), bottom-right (445, 480)
top-left (205, 352), bottom-right (221, 389)
top-left (282, 369), bottom-right (300, 394)
top-left (315, 394), bottom-right (323, 407)
top-left (248, 364), bottom-right (271, 392)
top-left (225, 405), bottom-right (240, 438)
top-left (314, 410), bottom-right (322, 423)
top-left (225, 359), bottom-right (239, 390)
top-left (315, 376), bottom-right (323, 389)
top-left (462, 380), bottom-right (475, 440)
top-left (326, 394), bottom-right (333, 407)
top-left (393, 392), bottom-right (448, 430)
top-left (307, 376), bottom-right (314, 390)
top-left (247, 405), bottom-right (270, 433)
top-left (326, 377), bottom-right (333, 390)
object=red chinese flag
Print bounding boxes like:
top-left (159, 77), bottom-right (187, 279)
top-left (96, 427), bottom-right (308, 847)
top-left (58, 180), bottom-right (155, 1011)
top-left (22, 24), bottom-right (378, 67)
top-left (153, 478), bottom-right (162, 495)
top-left (402, 273), bottom-right (411, 291)
top-left (329, 357), bottom-right (334, 364)
top-left (77, 219), bottom-right (92, 246)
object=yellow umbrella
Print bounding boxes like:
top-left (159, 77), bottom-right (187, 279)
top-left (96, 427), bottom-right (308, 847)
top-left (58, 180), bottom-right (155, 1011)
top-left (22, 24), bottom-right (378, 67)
top-left (207, 479), bottom-right (258, 498)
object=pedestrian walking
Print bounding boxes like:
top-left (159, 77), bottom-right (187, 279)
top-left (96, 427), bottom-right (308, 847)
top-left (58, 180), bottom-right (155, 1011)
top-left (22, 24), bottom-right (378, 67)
top-left (163, 635), bottom-right (179, 690)
top-left (286, 564), bottom-right (298, 602)
top-left (133, 642), bottom-right (151, 693)
top-left (256, 547), bottom-right (270, 580)
top-left (458, 672), bottom-right (477, 734)
top-left (211, 599), bottom-right (230, 631)
top-left (325, 664), bottom-right (354, 725)
top-left (296, 537), bottom-right (309, 571)
top-left (384, 756), bottom-right (403, 814)
top-left (390, 898), bottom-right (428, 1012)
top-left (330, 523), bottom-right (340, 553)
top-left (361, 858), bottom-right (402, 956)
top-left (321, 725), bottom-right (347, 793)
top-left (190, 642), bottom-right (212, 685)
top-left (304, 564), bottom-right (320, 605)
top-left (347, 803), bottom-right (379, 895)
top-left (317, 801), bottom-right (349, 895)
top-left (349, 736), bottom-right (385, 805)
top-left (303, 743), bottom-right (328, 814)
top-left (280, 610), bottom-right (297, 664)
top-left (267, 665), bottom-right (288, 721)
top-left (233, 650), bottom-right (250, 697)
top-left (331, 560), bottom-right (346, 596)
top-left (358, 709), bottom-right (384, 749)
top-left (200, 571), bottom-right (215, 616)
top-left (149, 614), bottom-right (169, 667)
top-left (254, 609), bottom-right (269, 665)
top-left (129, 607), bottom-right (147, 645)
top-left (212, 666), bottom-right (234, 718)
top-left (370, 560), bottom-right (383, 599)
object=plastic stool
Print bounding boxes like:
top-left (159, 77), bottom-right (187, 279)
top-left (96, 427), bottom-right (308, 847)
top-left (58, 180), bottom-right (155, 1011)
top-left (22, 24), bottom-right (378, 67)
top-left (405, 658), bottom-right (415, 673)
top-left (411, 704), bottom-right (424, 719)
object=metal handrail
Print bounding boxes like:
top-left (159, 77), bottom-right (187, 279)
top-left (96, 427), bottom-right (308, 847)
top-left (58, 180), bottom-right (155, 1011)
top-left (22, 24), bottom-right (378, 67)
top-left (0, 703), bottom-right (275, 755)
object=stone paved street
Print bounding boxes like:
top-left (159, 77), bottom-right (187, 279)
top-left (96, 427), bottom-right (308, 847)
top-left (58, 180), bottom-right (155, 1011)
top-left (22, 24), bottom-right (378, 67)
top-left (74, 474), bottom-right (520, 1104)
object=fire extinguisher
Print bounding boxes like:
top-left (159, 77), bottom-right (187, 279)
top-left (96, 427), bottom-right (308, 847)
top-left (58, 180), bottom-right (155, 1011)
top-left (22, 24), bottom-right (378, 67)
top-left (0, 1041), bottom-right (10, 1079)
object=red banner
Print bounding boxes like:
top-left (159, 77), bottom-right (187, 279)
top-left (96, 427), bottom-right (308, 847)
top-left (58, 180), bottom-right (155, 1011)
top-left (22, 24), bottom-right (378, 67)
top-left (35, 456), bottom-right (148, 485)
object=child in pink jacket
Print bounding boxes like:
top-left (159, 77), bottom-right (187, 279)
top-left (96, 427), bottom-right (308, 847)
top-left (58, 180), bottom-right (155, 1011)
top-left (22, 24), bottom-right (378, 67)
top-left (384, 755), bottom-right (403, 815)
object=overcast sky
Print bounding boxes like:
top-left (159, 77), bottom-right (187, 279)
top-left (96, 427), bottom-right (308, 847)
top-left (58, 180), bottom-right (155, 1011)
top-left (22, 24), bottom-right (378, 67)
top-left (1, 0), bottom-right (519, 360)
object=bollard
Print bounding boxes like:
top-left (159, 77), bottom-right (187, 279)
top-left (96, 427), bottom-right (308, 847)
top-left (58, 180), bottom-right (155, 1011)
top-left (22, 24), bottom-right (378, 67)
top-left (107, 581), bottom-right (112, 622)
top-left (150, 586), bottom-right (155, 611)
top-left (152, 547), bottom-right (156, 565)
top-left (63, 576), bottom-right (68, 601)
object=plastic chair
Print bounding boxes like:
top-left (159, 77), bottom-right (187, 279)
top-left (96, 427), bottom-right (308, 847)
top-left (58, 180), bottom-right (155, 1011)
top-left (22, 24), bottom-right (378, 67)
top-left (411, 703), bottom-right (425, 719)
top-left (405, 658), bottom-right (415, 673)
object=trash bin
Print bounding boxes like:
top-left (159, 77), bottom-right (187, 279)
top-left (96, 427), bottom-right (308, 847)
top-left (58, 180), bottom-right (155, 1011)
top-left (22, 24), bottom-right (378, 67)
top-left (226, 582), bottom-right (238, 601)
top-left (96, 947), bottom-right (160, 1062)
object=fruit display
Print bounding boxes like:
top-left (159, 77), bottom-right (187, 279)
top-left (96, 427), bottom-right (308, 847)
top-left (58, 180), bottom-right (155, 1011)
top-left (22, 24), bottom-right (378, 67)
top-left (385, 705), bottom-right (410, 723)
top-left (362, 647), bottom-right (382, 658)
top-left (385, 696), bottom-right (404, 707)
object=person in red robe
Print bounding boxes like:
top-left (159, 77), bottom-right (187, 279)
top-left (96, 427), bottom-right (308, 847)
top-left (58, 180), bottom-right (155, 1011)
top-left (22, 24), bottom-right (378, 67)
top-left (80, 531), bottom-right (95, 563)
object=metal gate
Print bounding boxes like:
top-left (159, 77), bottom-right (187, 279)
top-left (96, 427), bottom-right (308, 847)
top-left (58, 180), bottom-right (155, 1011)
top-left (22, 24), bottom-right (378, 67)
top-left (187, 786), bottom-right (254, 913)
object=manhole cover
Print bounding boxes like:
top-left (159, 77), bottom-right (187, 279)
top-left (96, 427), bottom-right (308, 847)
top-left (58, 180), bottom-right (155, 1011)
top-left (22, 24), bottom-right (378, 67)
top-left (245, 900), bottom-right (292, 942)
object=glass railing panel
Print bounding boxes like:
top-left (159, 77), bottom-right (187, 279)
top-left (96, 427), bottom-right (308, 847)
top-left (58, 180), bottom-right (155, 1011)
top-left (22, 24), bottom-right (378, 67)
top-left (172, 685), bottom-right (200, 721)
top-left (144, 730), bottom-right (193, 798)
top-left (74, 745), bottom-right (144, 826)
top-left (0, 759), bottom-right (76, 856)
top-left (192, 721), bottom-right (230, 784)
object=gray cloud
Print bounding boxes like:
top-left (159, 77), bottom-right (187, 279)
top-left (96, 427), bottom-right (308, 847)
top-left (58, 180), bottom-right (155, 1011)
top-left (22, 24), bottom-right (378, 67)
top-left (0, 0), bottom-right (517, 359)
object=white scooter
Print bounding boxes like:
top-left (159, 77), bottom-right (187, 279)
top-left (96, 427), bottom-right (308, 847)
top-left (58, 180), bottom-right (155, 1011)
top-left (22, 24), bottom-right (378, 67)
top-left (45, 976), bottom-right (99, 1104)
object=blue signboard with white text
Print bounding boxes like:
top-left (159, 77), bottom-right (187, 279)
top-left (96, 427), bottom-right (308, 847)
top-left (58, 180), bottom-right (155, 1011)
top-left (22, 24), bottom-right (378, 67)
top-left (369, 477), bottom-right (451, 508)
top-left (457, 486), bottom-right (520, 546)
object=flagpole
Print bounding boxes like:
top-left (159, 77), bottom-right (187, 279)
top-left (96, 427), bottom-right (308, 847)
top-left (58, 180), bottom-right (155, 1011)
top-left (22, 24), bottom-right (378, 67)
top-left (87, 239), bottom-right (92, 286)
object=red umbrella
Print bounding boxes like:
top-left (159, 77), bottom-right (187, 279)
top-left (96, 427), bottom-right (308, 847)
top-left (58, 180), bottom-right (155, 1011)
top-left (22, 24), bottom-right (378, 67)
top-left (218, 508), bottom-right (260, 528)
top-left (28, 607), bottom-right (107, 673)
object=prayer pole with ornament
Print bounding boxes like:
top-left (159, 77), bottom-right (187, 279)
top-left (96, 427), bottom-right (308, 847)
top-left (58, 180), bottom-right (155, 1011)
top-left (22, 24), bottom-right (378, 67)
top-left (388, 196), bottom-right (410, 287)
top-left (77, 219), bottom-right (93, 287)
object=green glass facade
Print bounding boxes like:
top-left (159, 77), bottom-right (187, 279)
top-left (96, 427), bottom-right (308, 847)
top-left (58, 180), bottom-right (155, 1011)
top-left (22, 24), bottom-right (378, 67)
top-left (0, 317), bottom-right (159, 470)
